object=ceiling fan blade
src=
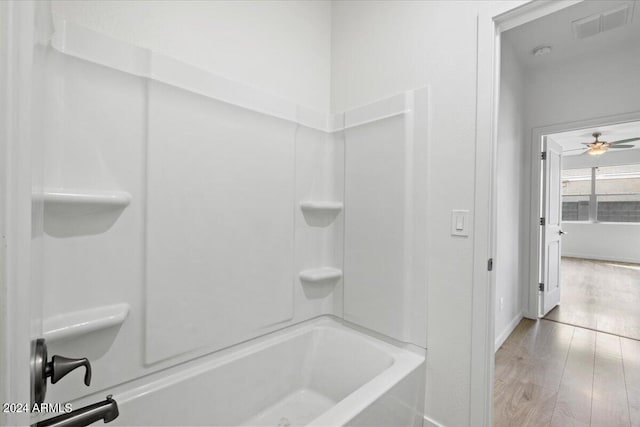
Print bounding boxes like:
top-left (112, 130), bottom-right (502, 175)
top-left (564, 148), bottom-right (585, 152)
top-left (609, 144), bottom-right (635, 148)
top-left (610, 137), bottom-right (640, 145)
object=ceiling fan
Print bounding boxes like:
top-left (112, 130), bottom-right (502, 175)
top-left (565, 132), bottom-right (640, 156)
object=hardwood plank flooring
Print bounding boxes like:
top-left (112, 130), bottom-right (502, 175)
top-left (544, 257), bottom-right (640, 340)
top-left (495, 319), bottom-right (638, 427)
top-left (550, 327), bottom-right (595, 427)
top-left (621, 339), bottom-right (640, 427)
top-left (591, 333), bottom-right (630, 427)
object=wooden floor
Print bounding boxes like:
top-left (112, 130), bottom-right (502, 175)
top-left (544, 257), bottom-right (640, 340)
top-left (494, 319), bottom-right (640, 427)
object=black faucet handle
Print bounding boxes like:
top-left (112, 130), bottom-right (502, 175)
top-left (46, 355), bottom-right (92, 386)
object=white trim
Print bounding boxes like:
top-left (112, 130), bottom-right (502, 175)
top-left (343, 92), bottom-right (409, 129)
top-left (51, 16), bottom-right (331, 131)
top-left (335, 92), bottom-right (415, 132)
top-left (423, 415), bottom-right (444, 427)
top-left (527, 111), bottom-right (640, 319)
top-left (50, 16), bottom-right (419, 135)
top-left (494, 311), bottom-right (523, 352)
top-left (0, 1), bottom-right (36, 424)
top-left (494, 1), bottom-right (583, 32)
top-left (51, 16), bottom-right (410, 135)
top-left (562, 253), bottom-right (640, 265)
top-left (469, 9), bottom-right (500, 427)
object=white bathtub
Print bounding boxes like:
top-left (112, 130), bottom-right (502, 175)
top-left (103, 317), bottom-right (425, 426)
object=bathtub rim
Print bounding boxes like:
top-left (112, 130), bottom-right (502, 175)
top-left (56, 315), bottom-right (425, 426)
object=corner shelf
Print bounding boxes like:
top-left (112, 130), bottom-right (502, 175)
top-left (299, 201), bottom-right (343, 213)
top-left (43, 303), bottom-right (130, 342)
top-left (299, 267), bottom-right (343, 284)
top-left (299, 201), bottom-right (343, 227)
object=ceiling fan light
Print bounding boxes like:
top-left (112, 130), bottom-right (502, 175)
top-left (588, 146), bottom-right (607, 155)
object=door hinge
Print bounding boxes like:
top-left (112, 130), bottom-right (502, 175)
top-left (487, 258), bottom-right (493, 271)
top-left (541, 152), bottom-right (547, 160)
top-left (539, 282), bottom-right (545, 292)
top-left (540, 217), bottom-right (545, 226)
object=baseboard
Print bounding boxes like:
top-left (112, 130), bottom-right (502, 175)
top-left (423, 415), bottom-right (444, 427)
top-left (562, 252), bottom-right (640, 265)
top-left (494, 311), bottom-right (523, 352)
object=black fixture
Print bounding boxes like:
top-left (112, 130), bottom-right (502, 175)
top-left (34, 395), bottom-right (119, 427)
top-left (31, 339), bottom-right (92, 406)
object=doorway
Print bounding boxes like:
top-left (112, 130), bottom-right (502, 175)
top-left (491, 1), bottom-right (640, 426)
top-left (494, 118), bottom-right (640, 427)
top-left (541, 121), bottom-right (640, 340)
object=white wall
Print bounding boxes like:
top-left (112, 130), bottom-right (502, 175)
top-left (330, 2), bottom-right (525, 425)
top-left (562, 222), bottom-right (640, 264)
top-left (519, 41), bottom-right (640, 311)
top-left (524, 43), bottom-right (640, 131)
top-left (51, 0), bottom-right (332, 112)
top-left (494, 40), bottom-right (525, 351)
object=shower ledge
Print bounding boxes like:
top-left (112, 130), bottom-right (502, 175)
top-left (299, 201), bottom-right (343, 213)
top-left (299, 201), bottom-right (343, 227)
top-left (38, 189), bottom-right (132, 215)
top-left (43, 303), bottom-right (130, 342)
top-left (299, 267), bottom-right (343, 284)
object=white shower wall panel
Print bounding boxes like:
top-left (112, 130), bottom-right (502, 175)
top-left (38, 16), bottom-right (426, 408)
top-left (145, 81), bottom-right (296, 363)
top-left (41, 52), bottom-right (149, 403)
top-left (343, 89), bottom-right (428, 348)
top-left (39, 23), bottom-right (343, 403)
top-left (344, 114), bottom-right (407, 338)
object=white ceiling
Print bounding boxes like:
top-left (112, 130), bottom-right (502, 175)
top-left (548, 120), bottom-right (640, 156)
top-left (504, 0), bottom-right (640, 70)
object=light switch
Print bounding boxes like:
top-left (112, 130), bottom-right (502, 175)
top-left (451, 209), bottom-right (470, 237)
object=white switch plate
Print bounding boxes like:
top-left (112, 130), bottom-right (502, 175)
top-left (451, 209), bottom-right (470, 236)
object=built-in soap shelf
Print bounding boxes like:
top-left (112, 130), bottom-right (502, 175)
top-left (37, 189), bottom-right (132, 215)
top-left (43, 303), bottom-right (130, 341)
top-left (300, 201), bottom-right (343, 212)
top-left (299, 201), bottom-right (343, 227)
top-left (299, 267), bottom-right (342, 284)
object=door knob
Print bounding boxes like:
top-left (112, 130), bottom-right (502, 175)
top-left (32, 339), bottom-right (92, 405)
top-left (559, 230), bottom-right (566, 235)
top-left (47, 355), bottom-right (92, 386)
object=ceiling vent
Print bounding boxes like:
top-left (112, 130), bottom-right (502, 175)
top-left (572, 3), bottom-right (634, 39)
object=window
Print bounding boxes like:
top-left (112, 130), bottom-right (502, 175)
top-left (595, 164), bottom-right (640, 222)
top-left (561, 164), bottom-right (640, 223)
top-left (561, 168), bottom-right (591, 222)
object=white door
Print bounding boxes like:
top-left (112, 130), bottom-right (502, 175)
top-left (541, 137), bottom-right (563, 316)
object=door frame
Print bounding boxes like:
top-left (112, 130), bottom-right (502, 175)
top-left (471, 1), bottom-right (583, 426)
top-left (525, 111), bottom-right (640, 318)
top-left (0, 1), bottom-right (36, 425)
